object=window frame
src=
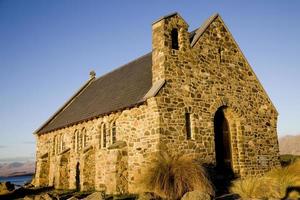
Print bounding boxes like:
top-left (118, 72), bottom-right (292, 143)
top-left (171, 28), bottom-right (179, 50)
top-left (111, 122), bottom-right (117, 144)
top-left (101, 124), bottom-right (107, 149)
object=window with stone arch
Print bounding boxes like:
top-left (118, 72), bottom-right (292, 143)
top-left (171, 28), bottom-right (179, 50)
top-left (73, 129), bottom-right (79, 151)
top-left (101, 123), bottom-right (107, 148)
top-left (185, 113), bottom-right (192, 140)
top-left (52, 136), bottom-right (57, 155)
top-left (185, 112), bottom-right (195, 140)
top-left (76, 130), bottom-right (82, 152)
top-left (98, 124), bottom-right (102, 148)
top-left (55, 135), bottom-right (60, 154)
top-left (60, 134), bottom-right (65, 152)
top-left (111, 121), bottom-right (117, 144)
top-left (82, 127), bottom-right (87, 148)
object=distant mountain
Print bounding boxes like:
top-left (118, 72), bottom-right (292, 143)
top-left (0, 161), bottom-right (35, 177)
top-left (279, 134), bottom-right (300, 155)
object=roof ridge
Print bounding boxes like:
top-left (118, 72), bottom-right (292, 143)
top-left (36, 52), bottom-right (153, 134)
top-left (94, 52), bottom-right (152, 82)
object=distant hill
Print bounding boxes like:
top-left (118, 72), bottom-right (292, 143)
top-left (279, 134), bottom-right (300, 155)
top-left (0, 161), bottom-right (35, 177)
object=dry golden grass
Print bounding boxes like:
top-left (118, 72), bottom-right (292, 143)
top-left (137, 152), bottom-right (214, 200)
top-left (230, 160), bottom-right (300, 199)
top-left (265, 160), bottom-right (300, 198)
top-left (230, 176), bottom-right (273, 199)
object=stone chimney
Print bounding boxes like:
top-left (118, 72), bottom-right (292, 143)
top-left (151, 12), bottom-right (189, 83)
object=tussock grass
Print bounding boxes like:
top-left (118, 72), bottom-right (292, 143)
top-left (265, 160), bottom-right (300, 198)
top-left (137, 152), bottom-right (214, 200)
top-left (230, 176), bottom-right (273, 199)
top-left (230, 160), bottom-right (300, 199)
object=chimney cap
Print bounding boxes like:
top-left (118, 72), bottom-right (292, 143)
top-left (89, 70), bottom-right (96, 79)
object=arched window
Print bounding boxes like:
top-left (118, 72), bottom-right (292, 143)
top-left (101, 124), bottom-right (107, 148)
top-left (77, 131), bottom-right (82, 152)
top-left (52, 136), bottom-right (56, 155)
top-left (82, 128), bottom-right (87, 148)
top-left (98, 125), bottom-right (102, 148)
top-left (60, 134), bottom-right (65, 152)
top-left (56, 135), bottom-right (60, 154)
top-left (185, 113), bottom-right (191, 140)
top-left (73, 130), bottom-right (78, 151)
top-left (111, 122), bottom-right (116, 144)
top-left (171, 28), bottom-right (179, 50)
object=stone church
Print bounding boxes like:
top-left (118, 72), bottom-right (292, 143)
top-left (33, 13), bottom-right (280, 194)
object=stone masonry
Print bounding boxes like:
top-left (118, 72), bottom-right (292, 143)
top-left (34, 13), bottom-right (280, 194)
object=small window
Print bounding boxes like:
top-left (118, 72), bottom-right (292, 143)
top-left (82, 128), bottom-right (87, 148)
top-left (56, 135), bottom-right (59, 154)
top-left (77, 132), bottom-right (82, 152)
top-left (102, 124), bottom-right (107, 148)
top-left (111, 122), bottom-right (116, 144)
top-left (98, 126), bottom-right (102, 148)
top-left (185, 113), bottom-right (192, 140)
top-left (171, 29), bottom-right (179, 50)
top-left (61, 134), bottom-right (65, 152)
top-left (73, 130), bottom-right (78, 151)
top-left (218, 47), bottom-right (222, 63)
top-left (75, 130), bottom-right (80, 152)
top-left (52, 136), bottom-right (56, 155)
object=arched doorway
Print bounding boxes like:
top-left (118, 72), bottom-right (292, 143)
top-left (214, 107), bottom-right (233, 173)
top-left (76, 162), bottom-right (80, 191)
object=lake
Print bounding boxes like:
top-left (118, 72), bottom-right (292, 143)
top-left (0, 175), bottom-right (33, 187)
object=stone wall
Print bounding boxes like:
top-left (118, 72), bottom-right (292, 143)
top-left (151, 14), bottom-right (280, 176)
top-left (82, 148), bottom-right (95, 191)
top-left (58, 150), bottom-right (70, 189)
top-left (35, 97), bottom-right (161, 194)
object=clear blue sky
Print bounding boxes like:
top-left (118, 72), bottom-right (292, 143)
top-left (1, 0), bottom-right (299, 162)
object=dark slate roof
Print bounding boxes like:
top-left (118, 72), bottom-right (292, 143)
top-left (37, 53), bottom-right (152, 134)
top-left (36, 13), bottom-right (220, 134)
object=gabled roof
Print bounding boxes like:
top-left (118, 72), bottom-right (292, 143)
top-left (35, 14), bottom-right (219, 135)
top-left (36, 53), bottom-right (153, 134)
top-left (38, 13), bottom-right (272, 135)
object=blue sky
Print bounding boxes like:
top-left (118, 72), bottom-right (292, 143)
top-left (0, 0), bottom-right (299, 162)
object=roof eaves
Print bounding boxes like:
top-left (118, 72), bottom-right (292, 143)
top-left (38, 100), bottom-right (148, 135)
top-left (140, 79), bottom-right (166, 102)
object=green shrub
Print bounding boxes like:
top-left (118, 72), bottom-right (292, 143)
top-left (137, 152), bottom-right (214, 200)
